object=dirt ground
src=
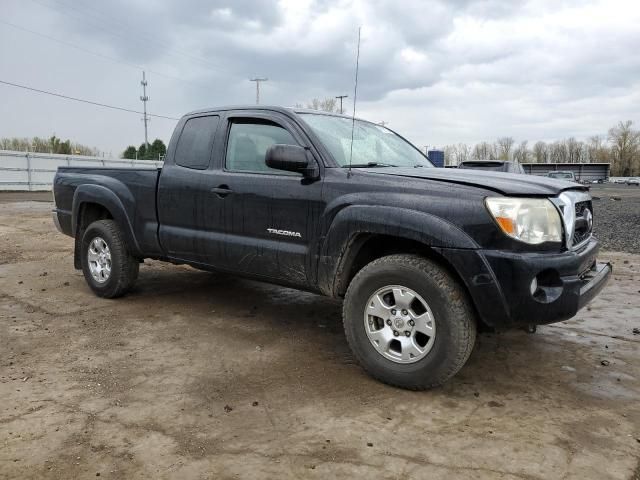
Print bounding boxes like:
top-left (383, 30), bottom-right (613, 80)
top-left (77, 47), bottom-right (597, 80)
top-left (1, 196), bottom-right (639, 480)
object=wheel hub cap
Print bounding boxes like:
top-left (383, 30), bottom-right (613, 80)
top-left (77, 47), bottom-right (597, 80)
top-left (87, 237), bottom-right (112, 283)
top-left (364, 285), bottom-right (436, 364)
top-left (393, 317), bottom-right (405, 329)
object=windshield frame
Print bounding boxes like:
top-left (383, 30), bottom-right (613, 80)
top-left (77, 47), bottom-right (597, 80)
top-left (296, 111), bottom-right (434, 168)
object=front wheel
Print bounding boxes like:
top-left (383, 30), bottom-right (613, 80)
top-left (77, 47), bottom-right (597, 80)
top-left (81, 220), bottom-right (139, 298)
top-left (343, 254), bottom-right (477, 390)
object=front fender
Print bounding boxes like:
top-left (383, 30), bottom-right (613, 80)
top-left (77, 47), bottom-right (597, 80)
top-left (317, 205), bottom-right (479, 296)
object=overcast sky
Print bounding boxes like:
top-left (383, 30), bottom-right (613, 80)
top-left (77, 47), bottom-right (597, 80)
top-left (2, 0), bottom-right (639, 156)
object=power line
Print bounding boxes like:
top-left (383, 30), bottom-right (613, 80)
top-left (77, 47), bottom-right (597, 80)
top-left (0, 19), bottom-right (215, 93)
top-left (0, 79), bottom-right (179, 120)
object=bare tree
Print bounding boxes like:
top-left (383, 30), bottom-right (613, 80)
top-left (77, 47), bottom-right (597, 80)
top-left (472, 142), bottom-right (496, 160)
top-left (513, 141), bottom-right (529, 163)
top-left (297, 97), bottom-right (339, 113)
top-left (587, 135), bottom-right (610, 163)
top-left (0, 135), bottom-right (98, 155)
top-left (443, 144), bottom-right (456, 166)
top-left (549, 141), bottom-right (568, 163)
top-left (566, 137), bottom-right (583, 163)
top-left (608, 120), bottom-right (640, 176)
top-left (496, 137), bottom-right (515, 161)
top-left (532, 141), bottom-right (547, 163)
top-left (578, 141), bottom-right (589, 164)
top-left (455, 143), bottom-right (471, 164)
top-left (440, 143), bottom-right (472, 166)
top-left (374, 119), bottom-right (640, 175)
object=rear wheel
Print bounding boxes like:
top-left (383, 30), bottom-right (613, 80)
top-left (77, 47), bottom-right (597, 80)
top-left (343, 254), bottom-right (476, 390)
top-left (81, 220), bottom-right (139, 298)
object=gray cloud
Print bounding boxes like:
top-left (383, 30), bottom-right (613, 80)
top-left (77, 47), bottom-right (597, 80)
top-left (2, 0), bottom-right (639, 154)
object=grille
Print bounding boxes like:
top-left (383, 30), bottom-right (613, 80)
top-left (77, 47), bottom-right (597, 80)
top-left (573, 200), bottom-right (593, 246)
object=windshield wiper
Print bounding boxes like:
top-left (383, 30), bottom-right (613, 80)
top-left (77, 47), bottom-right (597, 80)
top-left (343, 162), bottom-right (397, 168)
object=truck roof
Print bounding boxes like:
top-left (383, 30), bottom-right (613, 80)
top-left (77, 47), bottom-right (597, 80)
top-left (183, 105), bottom-right (357, 121)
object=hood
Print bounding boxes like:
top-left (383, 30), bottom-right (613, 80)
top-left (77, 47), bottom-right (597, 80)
top-left (360, 167), bottom-right (587, 196)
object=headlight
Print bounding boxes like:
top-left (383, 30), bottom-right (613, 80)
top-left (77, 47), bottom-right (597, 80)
top-left (485, 197), bottom-right (562, 244)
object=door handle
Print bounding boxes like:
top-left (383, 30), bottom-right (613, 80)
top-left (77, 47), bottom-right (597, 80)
top-left (211, 185), bottom-right (233, 197)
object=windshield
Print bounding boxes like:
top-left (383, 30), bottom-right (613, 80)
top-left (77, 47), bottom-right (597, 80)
top-left (299, 113), bottom-right (433, 168)
top-left (549, 172), bottom-right (574, 179)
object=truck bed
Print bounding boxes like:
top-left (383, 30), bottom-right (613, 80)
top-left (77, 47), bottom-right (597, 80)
top-left (53, 166), bottom-right (163, 256)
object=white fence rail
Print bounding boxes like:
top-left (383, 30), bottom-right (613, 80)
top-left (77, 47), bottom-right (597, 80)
top-left (0, 150), bottom-right (163, 191)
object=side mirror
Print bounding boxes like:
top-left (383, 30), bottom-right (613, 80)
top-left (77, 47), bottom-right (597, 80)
top-left (265, 144), bottom-right (318, 178)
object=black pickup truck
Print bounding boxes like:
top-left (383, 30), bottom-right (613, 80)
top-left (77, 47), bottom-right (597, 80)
top-left (53, 106), bottom-right (611, 389)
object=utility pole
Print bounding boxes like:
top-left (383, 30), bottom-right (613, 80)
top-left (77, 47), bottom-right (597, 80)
top-left (249, 77), bottom-right (268, 105)
top-left (335, 95), bottom-right (348, 114)
top-left (140, 71), bottom-right (150, 149)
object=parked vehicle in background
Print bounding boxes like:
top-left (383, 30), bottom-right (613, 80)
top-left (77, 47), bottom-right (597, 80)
top-left (52, 105), bottom-right (611, 390)
top-left (458, 160), bottom-right (526, 174)
top-left (626, 177), bottom-right (640, 186)
top-left (614, 178), bottom-right (627, 184)
top-left (547, 171), bottom-right (576, 182)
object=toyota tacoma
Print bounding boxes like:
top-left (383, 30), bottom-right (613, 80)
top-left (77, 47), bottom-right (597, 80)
top-left (52, 106), bottom-right (611, 389)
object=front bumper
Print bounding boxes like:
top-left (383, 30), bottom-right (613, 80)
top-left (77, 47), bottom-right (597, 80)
top-left (577, 262), bottom-right (611, 311)
top-left (438, 238), bottom-right (611, 328)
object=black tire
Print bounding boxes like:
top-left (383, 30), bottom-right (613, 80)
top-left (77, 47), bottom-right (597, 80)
top-left (81, 220), bottom-right (139, 298)
top-left (343, 254), bottom-right (477, 390)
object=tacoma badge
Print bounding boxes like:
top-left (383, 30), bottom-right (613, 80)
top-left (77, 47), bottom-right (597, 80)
top-left (267, 228), bottom-right (302, 238)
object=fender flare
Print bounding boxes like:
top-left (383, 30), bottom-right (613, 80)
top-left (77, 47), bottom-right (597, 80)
top-left (72, 184), bottom-right (142, 256)
top-left (317, 205), bottom-right (479, 296)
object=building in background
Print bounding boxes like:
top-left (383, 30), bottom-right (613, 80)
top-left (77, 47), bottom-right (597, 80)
top-left (427, 150), bottom-right (445, 168)
top-left (522, 163), bottom-right (610, 183)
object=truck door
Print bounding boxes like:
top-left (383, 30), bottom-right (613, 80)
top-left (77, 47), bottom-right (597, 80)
top-left (157, 114), bottom-right (224, 263)
top-left (204, 112), bottom-right (324, 286)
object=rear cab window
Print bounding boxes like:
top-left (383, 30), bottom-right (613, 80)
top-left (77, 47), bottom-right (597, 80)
top-left (459, 161), bottom-right (507, 172)
top-left (174, 116), bottom-right (220, 169)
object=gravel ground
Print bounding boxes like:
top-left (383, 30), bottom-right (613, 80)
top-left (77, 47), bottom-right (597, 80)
top-left (0, 196), bottom-right (639, 479)
top-left (590, 184), bottom-right (640, 254)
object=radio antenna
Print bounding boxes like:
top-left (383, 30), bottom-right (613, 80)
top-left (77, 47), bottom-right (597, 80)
top-left (348, 26), bottom-right (361, 178)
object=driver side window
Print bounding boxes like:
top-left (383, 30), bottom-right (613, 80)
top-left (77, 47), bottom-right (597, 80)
top-left (226, 121), bottom-right (298, 174)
